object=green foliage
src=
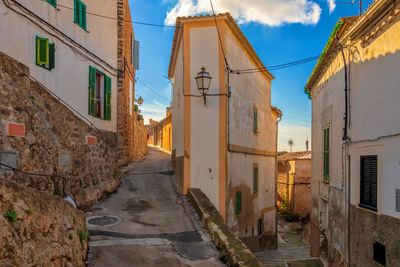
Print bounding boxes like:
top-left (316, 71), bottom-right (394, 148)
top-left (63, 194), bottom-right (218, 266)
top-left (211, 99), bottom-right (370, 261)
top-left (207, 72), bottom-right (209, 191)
top-left (4, 210), bottom-right (17, 223)
top-left (25, 208), bottom-right (33, 215)
top-left (134, 104), bottom-right (139, 113)
top-left (78, 229), bottom-right (88, 244)
top-left (92, 178), bottom-right (99, 186)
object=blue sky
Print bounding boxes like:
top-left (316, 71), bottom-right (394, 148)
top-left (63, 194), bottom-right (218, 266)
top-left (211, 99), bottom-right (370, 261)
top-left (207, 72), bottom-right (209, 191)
top-left (130, 0), bottom-right (372, 151)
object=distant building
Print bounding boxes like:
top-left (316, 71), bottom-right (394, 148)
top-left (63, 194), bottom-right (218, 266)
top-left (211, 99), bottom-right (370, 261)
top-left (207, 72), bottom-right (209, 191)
top-left (147, 108), bottom-right (172, 152)
top-left (305, 0), bottom-right (400, 265)
top-left (168, 13), bottom-right (282, 251)
top-left (277, 151), bottom-right (311, 217)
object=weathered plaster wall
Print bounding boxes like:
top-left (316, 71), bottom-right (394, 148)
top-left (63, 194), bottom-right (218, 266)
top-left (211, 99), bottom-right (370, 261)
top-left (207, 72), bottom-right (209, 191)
top-left (0, 179), bottom-right (87, 267)
top-left (0, 52), bottom-right (119, 206)
top-left (224, 24), bottom-right (277, 250)
top-left (0, 0), bottom-right (118, 132)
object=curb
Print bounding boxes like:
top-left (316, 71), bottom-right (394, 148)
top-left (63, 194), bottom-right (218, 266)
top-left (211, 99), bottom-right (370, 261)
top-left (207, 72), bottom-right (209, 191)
top-left (188, 188), bottom-right (261, 267)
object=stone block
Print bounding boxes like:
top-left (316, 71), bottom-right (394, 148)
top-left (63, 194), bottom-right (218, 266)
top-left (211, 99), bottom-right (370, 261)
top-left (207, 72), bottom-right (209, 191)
top-left (86, 135), bottom-right (97, 145)
top-left (58, 152), bottom-right (71, 171)
top-left (0, 150), bottom-right (18, 170)
top-left (6, 121), bottom-right (25, 137)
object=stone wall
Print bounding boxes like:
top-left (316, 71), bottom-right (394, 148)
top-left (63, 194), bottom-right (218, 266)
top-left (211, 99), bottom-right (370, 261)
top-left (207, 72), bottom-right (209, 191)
top-left (350, 205), bottom-right (400, 267)
top-left (0, 52), bottom-right (119, 206)
top-left (116, 0), bottom-right (148, 165)
top-left (0, 179), bottom-right (87, 267)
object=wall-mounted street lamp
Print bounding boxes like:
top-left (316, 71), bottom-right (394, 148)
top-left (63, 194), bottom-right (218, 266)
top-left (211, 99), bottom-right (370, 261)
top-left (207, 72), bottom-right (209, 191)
top-left (195, 67), bottom-right (212, 106)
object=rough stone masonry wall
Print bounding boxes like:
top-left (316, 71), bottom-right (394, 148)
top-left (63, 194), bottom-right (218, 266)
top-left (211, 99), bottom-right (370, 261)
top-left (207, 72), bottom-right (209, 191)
top-left (350, 205), bottom-right (400, 267)
top-left (0, 52), bottom-right (119, 206)
top-left (116, 0), bottom-right (147, 165)
top-left (0, 179), bottom-right (87, 267)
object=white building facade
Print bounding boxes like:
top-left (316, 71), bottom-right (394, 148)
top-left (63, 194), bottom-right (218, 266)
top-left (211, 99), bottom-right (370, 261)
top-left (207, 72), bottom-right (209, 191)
top-left (0, 0), bottom-right (118, 132)
top-left (306, 1), bottom-right (400, 265)
top-left (169, 13), bottom-right (281, 251)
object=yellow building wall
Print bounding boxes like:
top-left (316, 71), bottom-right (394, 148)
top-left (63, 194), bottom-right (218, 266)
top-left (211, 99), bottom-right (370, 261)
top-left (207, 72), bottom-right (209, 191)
top-left (161, 116), bottom-right (172, 151)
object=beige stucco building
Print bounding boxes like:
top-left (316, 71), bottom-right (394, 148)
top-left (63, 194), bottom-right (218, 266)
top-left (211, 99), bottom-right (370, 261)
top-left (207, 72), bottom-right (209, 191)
top-left (306, 0), bottom-right (400, 265)
top-left (168, 13), bottom-right (282, 251)
top-left (277, 151), bottom-right (311, 217)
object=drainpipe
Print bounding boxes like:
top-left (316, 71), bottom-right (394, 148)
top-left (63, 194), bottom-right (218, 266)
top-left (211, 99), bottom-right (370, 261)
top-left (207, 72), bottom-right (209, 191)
top-left (274, 113), bottom-right (282, 250)
top-left (340, 43), bottom-right (351, 266)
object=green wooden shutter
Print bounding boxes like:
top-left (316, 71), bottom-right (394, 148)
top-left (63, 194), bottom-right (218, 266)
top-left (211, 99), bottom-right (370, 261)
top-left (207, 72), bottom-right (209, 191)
top-left (104, 75), bottom-right (112, 120)
top-left (253, 108), bottom-right (258, 133)
top-left (88, 66), bottom-right (96, 116)
top-left (48, 43), bottom-right (55, 70)
top-left (253, 167), bottom-right (258, 194)
top-left (81, 2), bottom-right (87, 30)
top-left (46, 0), bottom-right (57, 8)
top-left (36, 37), bottom-right (49, 66)
top-left (323, 128), bottom-right (330, 180)
top-left (74, 0), bottom-right (79, 23)
top-left (235, 191), bottom-right (242, 215)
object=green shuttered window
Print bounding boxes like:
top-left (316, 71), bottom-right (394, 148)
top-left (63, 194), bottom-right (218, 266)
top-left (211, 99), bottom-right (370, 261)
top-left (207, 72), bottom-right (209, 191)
top-left (253, 106), bottom-right (258, 133)
top-left (74, 0), bottom-right (87, 30)
top-left (323, 127), bottom-right (330, 181)
top-left (35, 36), bottom-right (55, 70)
top-left (88, 66), bottom-right (112, 121)
top-left (46, 0), bottom-right (57, 8)
top-left (253, 166), bottom-right (258, 194)
top-left (235, 191), bottom-right (242, 215)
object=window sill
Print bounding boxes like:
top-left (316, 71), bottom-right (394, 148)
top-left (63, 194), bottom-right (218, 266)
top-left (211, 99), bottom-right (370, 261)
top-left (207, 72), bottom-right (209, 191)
top-left (358, 204), bottom-right (378, 213)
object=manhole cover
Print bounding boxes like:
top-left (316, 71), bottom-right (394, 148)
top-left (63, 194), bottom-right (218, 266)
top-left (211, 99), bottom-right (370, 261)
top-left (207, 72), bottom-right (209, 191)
top-left (87, 215), bottom-right (121, 227)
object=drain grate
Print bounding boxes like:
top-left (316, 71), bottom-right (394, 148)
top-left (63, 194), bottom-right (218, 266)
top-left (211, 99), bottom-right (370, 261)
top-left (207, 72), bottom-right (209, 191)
top-left (87, 216), bottom-right (121, 227)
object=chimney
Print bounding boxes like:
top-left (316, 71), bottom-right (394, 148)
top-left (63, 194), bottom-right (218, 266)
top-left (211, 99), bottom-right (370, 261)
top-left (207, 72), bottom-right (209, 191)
top-left (306, 137), bottom-right (309, 152)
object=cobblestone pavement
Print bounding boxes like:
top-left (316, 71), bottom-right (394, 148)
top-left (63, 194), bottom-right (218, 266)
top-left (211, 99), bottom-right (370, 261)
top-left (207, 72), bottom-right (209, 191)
top-left (86, 148), bottom-right (225, 267)
top-left (255, 216), bottom-right (323, 267)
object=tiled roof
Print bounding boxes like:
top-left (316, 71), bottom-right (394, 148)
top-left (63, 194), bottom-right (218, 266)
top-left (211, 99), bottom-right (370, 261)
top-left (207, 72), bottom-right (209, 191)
top-left (278, 151), bottom-right (311, 161)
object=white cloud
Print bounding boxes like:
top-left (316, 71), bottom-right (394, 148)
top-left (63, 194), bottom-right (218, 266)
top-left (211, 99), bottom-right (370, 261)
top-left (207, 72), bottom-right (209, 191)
top-left (165, 0), bottom-right (322, 26)
top-left (278, 122), bottom-right (311, 152)
top-left (327, 0), bottom-right (336, 13)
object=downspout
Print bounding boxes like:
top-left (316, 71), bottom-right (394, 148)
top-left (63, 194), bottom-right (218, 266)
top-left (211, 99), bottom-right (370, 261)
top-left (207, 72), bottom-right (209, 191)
top-left (340, 42), bottom-right (351, 266)
top-left (274, 113), bottom-right (282, 250)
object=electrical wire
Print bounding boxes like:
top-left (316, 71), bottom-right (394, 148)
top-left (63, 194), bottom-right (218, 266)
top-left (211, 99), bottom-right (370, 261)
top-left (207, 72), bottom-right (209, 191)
top-left (209, 0), bottom-right (229, 69)
top-left (135, 77), bottom-right (171, 103)
top-left (52, 1), bottom-right (178, 29)
top-left (230, 46), bottom-right (348, 74)
top-left (3, 0), bottom-right (118, 76)
top-left (0, 162), bottom-right (67, 197)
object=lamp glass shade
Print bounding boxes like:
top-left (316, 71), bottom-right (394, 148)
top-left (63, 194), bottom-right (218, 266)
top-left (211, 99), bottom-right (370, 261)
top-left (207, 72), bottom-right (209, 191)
top-left (195, 67), bottom-right (212, 94)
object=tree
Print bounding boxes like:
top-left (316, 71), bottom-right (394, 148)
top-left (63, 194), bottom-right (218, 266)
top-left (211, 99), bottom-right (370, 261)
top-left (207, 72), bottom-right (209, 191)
top-left (288, 139), bottom-right (294, 152)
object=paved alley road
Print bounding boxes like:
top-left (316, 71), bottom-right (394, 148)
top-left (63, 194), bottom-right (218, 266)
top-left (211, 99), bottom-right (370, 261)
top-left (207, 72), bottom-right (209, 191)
top-left (86, 148), bottom-right (225, 267)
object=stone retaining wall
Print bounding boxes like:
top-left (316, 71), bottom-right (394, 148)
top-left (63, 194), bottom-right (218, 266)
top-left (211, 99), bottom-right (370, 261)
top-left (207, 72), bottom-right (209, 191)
top-left (0, 52), bottom-right (119, 206)
top-left (188, 188), bottom-right (261, 267)
top-left (0, 179), bottom-right (87, 266)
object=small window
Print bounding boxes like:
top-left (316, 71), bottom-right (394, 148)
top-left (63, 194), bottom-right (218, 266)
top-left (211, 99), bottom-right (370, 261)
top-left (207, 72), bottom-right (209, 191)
top-left (360, 155), bottom-right (378, 211)
top-left (46, 0), bottom-right (57, 8)
top-left (257, 218), bottom-right (264, 237)
top-left (323, 127), bottom-right (330, 181)
top-left (74, 0), bottom-right (87, 30)
top-left (373, 242), bottom-right (386, 266)
top-left (253, 165), bottom-right (258, 194)
top-left (253, 106), bottom-right (258, 133)
top-left (235, 191), bottom-right (242, 215)
top-left (35, 36), bottom-right (55, 70)
top-left (88, 66), bottom-right (111, 120)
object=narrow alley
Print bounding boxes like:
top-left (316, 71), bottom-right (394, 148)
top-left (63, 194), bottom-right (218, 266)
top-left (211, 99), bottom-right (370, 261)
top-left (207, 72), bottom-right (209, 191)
top-left (85, 148), bottom-right (225, 267)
